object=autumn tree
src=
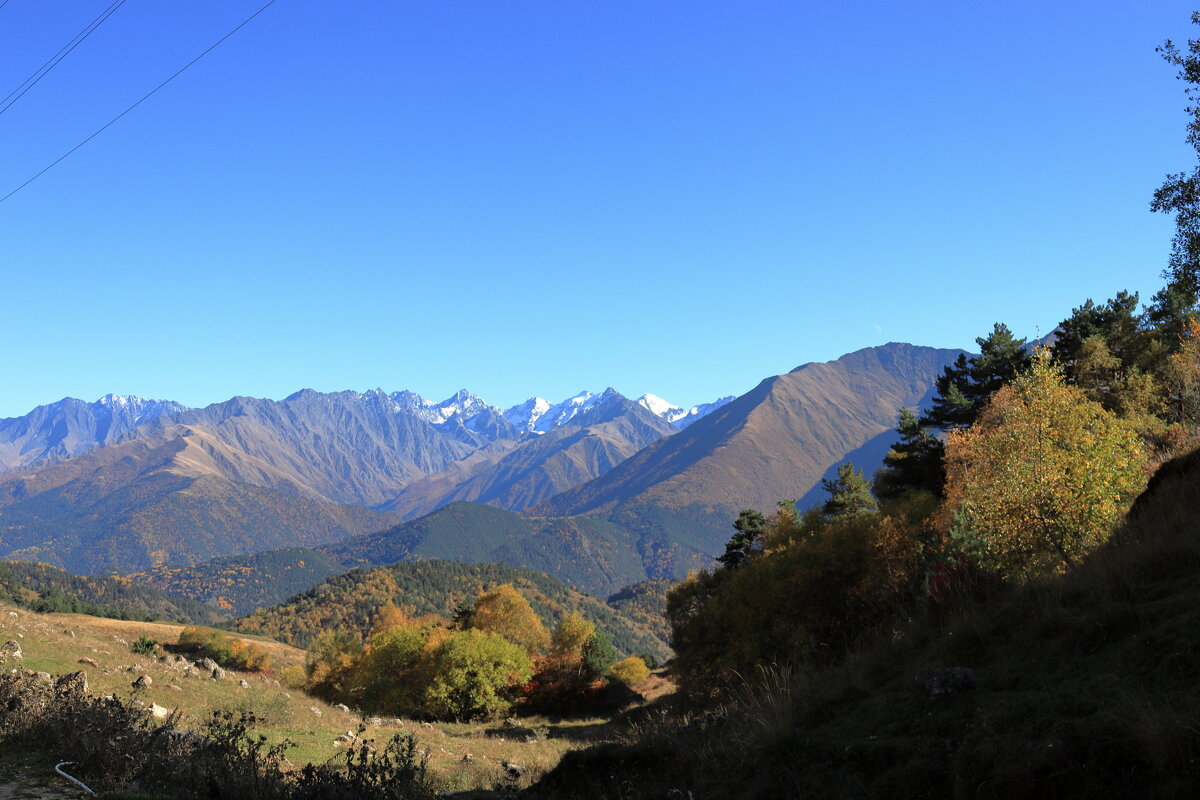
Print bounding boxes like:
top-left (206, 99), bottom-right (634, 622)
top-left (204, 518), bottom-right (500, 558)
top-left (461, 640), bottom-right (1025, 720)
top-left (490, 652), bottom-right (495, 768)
top-left (941, 350), bottom-right (1147, 577)
top-left (421, 628), bottom-right (532, 720)
top-left (468, 584), bottom-right (549, 655)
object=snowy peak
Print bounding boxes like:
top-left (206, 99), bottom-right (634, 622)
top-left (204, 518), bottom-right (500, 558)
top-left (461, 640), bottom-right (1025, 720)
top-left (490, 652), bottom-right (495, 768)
top-left (636, 394), bottom-right (687, 424)
top-left (503, 397), bottom-right (552, 433)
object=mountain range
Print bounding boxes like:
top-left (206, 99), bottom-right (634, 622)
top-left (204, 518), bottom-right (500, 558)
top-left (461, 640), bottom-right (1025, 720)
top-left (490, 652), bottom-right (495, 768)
top-left (0, 343), bottom-right (963, 602)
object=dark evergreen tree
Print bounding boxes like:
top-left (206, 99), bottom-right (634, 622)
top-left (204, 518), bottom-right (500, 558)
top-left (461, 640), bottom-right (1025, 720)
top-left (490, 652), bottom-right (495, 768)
top-left (820, 462), bottom-right (877, 518)
top-left (923, 323), bottom-right (1030, 433)
top-left (716, 509), bottom-right (767, 568)
top-left (1149, 15), bottom-right (1200, 338)
top-left (873, 407), bottom-right (944, 500)
top-left (1053, 292), bottom-right (1144, 377)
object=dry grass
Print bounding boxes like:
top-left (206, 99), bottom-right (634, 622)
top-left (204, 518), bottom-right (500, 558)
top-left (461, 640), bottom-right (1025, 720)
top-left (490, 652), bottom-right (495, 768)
top-left (0, 602), bottom-right (652, 793)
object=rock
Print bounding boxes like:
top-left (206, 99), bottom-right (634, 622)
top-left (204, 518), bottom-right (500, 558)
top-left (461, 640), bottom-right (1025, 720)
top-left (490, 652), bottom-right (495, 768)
top-left (197, 658), bottom-right (218, 672)
top-left (167, 684), bottom-right (182, 692)
top-left (211, 667), bottom-right (226, 680)
top-left (149, 703), bottom-right (171, 720)
top-left (6, 611), bottom-right (16, 617)
top-left (62, 629), bottom-right (75, 638)
top-left (334, 703), bottom-right (351, 714)
top-left (501, 761), bottom-right (525, 780)
top-left (181, 665), bottom-right (198, 678)
top-left (461, 753), bottom-right (472, 762)
top-left (334, 732), bottom-right (357, 746)
top-left (113, 637), bottom-right (128, 645)
top-left (55, 670), bottom-right (88, 695)
top-left (132, 674), bottom-right (152, 690)
top-left (310, 707), bottom-right (323, 717)
top-left (1, 640), bottom-right (22, 660)
top-left (365, 716), bottom-right (383, 726)
top-left (34, 671), bottom-right (52, 684)
top-left (915, 667), bottom-right (977, 698)
top-left (239, 679), bottom-right (250, 689)
top-left (77, 657), bottom-right (99, 667)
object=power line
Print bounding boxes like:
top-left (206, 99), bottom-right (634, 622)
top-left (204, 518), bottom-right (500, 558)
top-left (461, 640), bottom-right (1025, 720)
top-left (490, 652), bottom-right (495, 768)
top-left (0, 0), bottom-right (129, 119)
top-left (0, 1), bottom-right (12, 11)
top-left (0, 0), bottom-right (281, 206)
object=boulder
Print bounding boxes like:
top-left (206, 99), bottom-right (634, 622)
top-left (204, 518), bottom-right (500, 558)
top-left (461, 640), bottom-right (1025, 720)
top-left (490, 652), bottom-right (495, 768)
top-left (239, 679), bottom-right (250, 689)
top-left (132, 674), bottom-right (153, 690)
top-left (211, 667), bottom-right (226, 680)
top-left (149, 703), bottom-right (171, 720)
top-left (197, 658), bottom-right (219, 672)
top-left (1, 640), bottom-right (22, 660)
top-left (34, 671), bottom-right (52, 684)
top-left (77, 657), bottom-right (98, 667)
top-left (334, 703), bottom-right (351, 714)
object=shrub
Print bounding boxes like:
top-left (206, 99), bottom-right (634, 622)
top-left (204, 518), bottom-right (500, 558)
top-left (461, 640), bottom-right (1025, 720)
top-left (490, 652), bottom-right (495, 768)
top-left (177, 626), bottom-right (273, 672)
top-left (421, 628), bottom-right (532, 720)
top-left (131, 635), bottom-right (159, 655)
top-left (609, 655), bottom-right (650, 686)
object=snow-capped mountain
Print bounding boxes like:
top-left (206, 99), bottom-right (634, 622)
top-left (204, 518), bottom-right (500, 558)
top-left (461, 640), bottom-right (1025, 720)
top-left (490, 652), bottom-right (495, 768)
top-left (636, 394), bottom-right (688, 424)
top-left (502, 397), bottom-right (552, 433)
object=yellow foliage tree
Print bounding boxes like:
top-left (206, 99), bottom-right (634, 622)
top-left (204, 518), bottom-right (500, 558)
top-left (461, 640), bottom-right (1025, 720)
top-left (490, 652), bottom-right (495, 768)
top-left (942, 350), bottom-right (1147, 577)
top-left (609, 655), bottom-right (650, 686)
top-left (469, 583), bottom-right (550, 655)
top-left (549, 612), bottom-right (595, 662)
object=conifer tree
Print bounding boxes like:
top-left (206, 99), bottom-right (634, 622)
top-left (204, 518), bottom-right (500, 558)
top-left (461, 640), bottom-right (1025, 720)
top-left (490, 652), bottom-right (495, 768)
top-left (873, 407), bottom-right (943, 500)
top-left (716, 509), bottom-right (767, 568)
top-left (820, 462), bottom-right (877, 517)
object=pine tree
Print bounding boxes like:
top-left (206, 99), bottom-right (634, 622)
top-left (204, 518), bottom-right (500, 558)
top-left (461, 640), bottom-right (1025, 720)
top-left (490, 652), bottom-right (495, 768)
top-left (873, 407), bottom-right (943, 500)
top-left (716, 509), bottom-right (767, 568)
top-left (820, 462), bottom-right (877, 517)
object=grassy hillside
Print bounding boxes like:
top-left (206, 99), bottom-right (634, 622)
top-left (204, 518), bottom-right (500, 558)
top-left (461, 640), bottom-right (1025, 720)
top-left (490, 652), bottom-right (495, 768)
top-left (0, 560), bottom-right (222, 624)
top-left (233, 559), bottom-right (672, 664)
top-left (533, 447), bottom-right (1200, 799)
top-left (0, 602), bottom-right (609, 794)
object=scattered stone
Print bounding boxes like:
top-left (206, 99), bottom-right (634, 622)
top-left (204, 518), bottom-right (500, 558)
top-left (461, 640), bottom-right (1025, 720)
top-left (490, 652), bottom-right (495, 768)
top-left (501, 761), bottom-right (525, 780)
top-left (460, 753), bottom-right (472, 763)
top-left (1, 640), bottom-right (22, 659)
top-left (149, 703), bottom-right (171, 720)
top-left (334, 703), bottom-right (351, 714)
top-left (915, 666), bottom-right (977, 698)
top-left (78, 657), bottom-right (99, 667)
top-left (6, 611), bottom-right (16, 618)
top-left (62, 629), bottom-right (75, 638)
top-left (113, 637), bottom-right (128, 645)
top-left (197, 658), bottom-right (218, 672)
top-left (132, 674), bottom-right (152, 690)
top-left (34, 671), bottom-right (52, 684)
top-left (310, 707), bottom-right (323, 717)
top-left (167, 684), bottom-right (182, 692)
top-left (239, 679), bottom-right (250, 689)
top-left (334, 731), bottom-right (357, 746)
top-left (211, 667), bottom-right (226, 680)
top-left (182, 666), bottom-right (199, 678)
top-left (55, 670), bottom-right (88, 695)
top-left (365, 716), bottom-right (383, 727)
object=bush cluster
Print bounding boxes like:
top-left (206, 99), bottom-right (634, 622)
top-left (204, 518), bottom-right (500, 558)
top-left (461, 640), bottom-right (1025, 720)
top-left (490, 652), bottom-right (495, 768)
top-left (177, 626), bottom-right (274, 672)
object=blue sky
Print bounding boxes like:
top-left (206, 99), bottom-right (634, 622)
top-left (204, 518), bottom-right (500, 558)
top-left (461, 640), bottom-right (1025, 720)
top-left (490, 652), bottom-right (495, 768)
top-left (0, 0), bottom-right (1196, 418)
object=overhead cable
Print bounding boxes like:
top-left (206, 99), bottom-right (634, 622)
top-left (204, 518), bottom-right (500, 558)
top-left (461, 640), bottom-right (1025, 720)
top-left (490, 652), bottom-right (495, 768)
top-left (0, 0), bottom-right (281, 206)
top-left (0, 0), bottom-right (129, 119)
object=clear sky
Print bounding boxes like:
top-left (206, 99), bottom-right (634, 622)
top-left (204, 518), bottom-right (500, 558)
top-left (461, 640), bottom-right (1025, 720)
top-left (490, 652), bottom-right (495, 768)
top-left (0, 0), bottom-right (1197, 418)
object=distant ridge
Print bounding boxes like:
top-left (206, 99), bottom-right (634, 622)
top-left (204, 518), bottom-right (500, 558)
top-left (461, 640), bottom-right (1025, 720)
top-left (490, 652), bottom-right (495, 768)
top-left (530, 343), bottom-right (965, 576)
